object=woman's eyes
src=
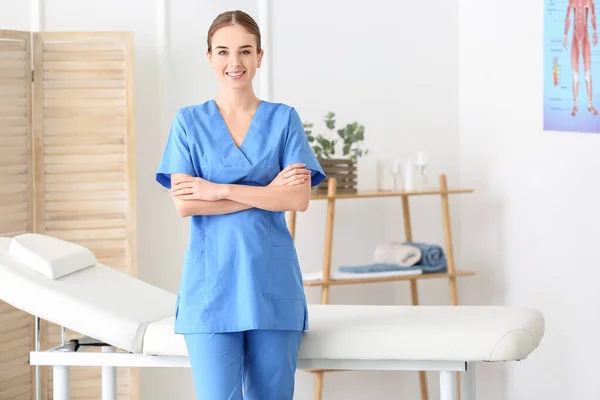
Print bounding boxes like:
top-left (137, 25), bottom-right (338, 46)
top-left (219, 50), bottom-right (251, 56)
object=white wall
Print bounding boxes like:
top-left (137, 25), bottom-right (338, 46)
top-left (269, 4), bottom-right (460, 398)
top-left (1, 0), bottom-right (462, 399)
top-left (459, 0), bottom-right (600, 399)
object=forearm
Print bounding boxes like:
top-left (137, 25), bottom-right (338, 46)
top-left (175, 198), bottom-right (251, 217)
top-left (221, 182), bottom-right (310, 212)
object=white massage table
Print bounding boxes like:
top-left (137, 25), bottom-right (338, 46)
top-left (0, 234), bottom-right (545, 400)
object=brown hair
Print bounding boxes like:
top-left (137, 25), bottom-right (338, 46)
top-left (207, 10), bottom-right (262, 53)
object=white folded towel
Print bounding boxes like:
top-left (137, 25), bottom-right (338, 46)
top-left (373, 242), bottom-right (421, 266)
top-left (302, 268), bottom-right (423, 282)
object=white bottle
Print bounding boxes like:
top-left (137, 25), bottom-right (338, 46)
top-left (376, 156), bottom-right (393, 191)
top-left (415, 151), bottom-right (428, 190)
top-left (404, 159), bottom-right (414, 191)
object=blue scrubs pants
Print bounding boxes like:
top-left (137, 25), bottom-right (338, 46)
top-left (184, 329), bottom-right (303, 400)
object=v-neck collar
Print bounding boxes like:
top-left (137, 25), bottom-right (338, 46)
top-left (212, 99), bottom-right (263, 150)
top-left (210, 99), bottom-right (264, 167)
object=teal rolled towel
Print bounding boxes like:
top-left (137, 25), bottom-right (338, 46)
top-left (405, 242), bottom-right (446, 267)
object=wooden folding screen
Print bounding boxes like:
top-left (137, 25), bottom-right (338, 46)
top-left (0, 30), bottom-right (137, 400)
top-left (0, 29), bottom-right (35, 400)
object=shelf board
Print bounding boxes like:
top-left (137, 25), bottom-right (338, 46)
top-left (303, 369), bottom-right (346, 373)
top-left (310, 188), bottom-right (473, 200)
top-left (303, 270), bottom-right (475, 287)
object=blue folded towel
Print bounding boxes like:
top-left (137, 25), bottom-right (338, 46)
top-left (406, 242), bottom-right (447, 269)
top-left (337, 242), bottom-right (447, 274)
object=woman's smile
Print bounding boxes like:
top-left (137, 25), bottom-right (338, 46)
top-left (226, 70), bottom-right (246, 80)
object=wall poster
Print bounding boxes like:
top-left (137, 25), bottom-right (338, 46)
top-left (544, 0), bottom-right (600, 133)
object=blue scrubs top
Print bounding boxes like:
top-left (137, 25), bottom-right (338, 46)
top-left (156, 100), bottom-right (326, 334)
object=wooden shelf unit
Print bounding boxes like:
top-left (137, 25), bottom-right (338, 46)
top-left (287, 174), bottom-right (475, 400)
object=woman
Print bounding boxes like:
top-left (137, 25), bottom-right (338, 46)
top-left (155, 9), bottom-right (326, 400)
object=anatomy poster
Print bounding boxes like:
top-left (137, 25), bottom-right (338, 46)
top-left (544, 0), bottom-right (600, 133)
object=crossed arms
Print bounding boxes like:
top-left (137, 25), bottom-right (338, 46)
top-left (169, 164), bottom-right (312, 217)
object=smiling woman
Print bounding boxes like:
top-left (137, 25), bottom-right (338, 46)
top-left (207, 11), bottom-right (263, 92)
top-left (155, 9), bottom-right (326, 400)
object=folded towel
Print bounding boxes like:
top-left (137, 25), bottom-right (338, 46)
top-left (302, 268), bottom-right (423, 282)
top-left (373, 242), bottom-right (421, 266)
top-left (338, 242), bottom-right (447, 274)
top-left (338, 261), bottom-right (445, 274)
top-left (405, 242), bottom-right (446, 269)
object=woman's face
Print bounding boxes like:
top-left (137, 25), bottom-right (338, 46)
top-left (207, 24), bottom-right (263, 91)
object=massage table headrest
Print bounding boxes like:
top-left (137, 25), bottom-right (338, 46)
top-left (8, 233), bottom-right (97, 280)
top-left (0, 235), bottom-right (176, 354)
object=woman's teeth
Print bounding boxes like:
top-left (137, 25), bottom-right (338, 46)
top-left (227, 71), bottom-right (245, 79)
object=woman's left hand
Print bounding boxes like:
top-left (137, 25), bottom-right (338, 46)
top-left (169, 176), bottom-right (225, 201)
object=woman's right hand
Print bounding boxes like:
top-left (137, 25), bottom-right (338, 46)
top-left (268, 163), bottom-right (311, 187)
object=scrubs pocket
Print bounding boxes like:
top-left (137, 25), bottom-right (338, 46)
top-left (180, 251), bottom-right (206, 304)
top-left (270, 246), bottom-right (305, 299)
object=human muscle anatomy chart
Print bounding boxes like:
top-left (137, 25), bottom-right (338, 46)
top-left (544, 0), bottom-right (600, 133)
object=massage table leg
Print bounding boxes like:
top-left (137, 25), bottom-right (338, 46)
top-left (102, 346), bottom-right (117, 400)
top-left (53, 365), bottom-right (69, 400)
top-left (35, 317), bottom-right (41, 400)
top-left (440, 371), bottom-right (457, 400)
top-left (34, 342), bottom-right (483, 400)
top-left (33, 345), bottom-right (482, 400)
top-left (460, 363), bottom-right (475, 400)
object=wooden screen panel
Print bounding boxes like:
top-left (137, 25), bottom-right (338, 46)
top-left (0, 30), bottom-right (35, 400)
top-left (0, 31), bottom-right (32, 236)
top-left (32, 32), bottom-right (137, 400)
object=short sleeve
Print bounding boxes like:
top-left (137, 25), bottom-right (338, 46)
top-left (281, 107), bottom-right (326, 187)
top-left (156, 109), bottom-right (196, 189)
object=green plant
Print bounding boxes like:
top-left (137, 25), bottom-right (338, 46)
top-left (303, 112), bottom-right (368, 162)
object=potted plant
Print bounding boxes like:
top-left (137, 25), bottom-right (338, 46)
top-left (303, 112), bottom-right (368, 194)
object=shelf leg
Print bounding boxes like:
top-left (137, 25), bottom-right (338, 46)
top-left (401, 195), bottom-right (413, 243)
top-left (288, 210), bottom-right (297, 242)
top-left (439, 174), bottom-right (461, 398)
top-left (411, 279), bottom-right (429, 400)
top-left (439, 174), bottom-right (458, 303)
top-left (403, 195), bottom-right (429, 400)
top-left (313, 373), bottom-right (324, 400)
top-left (313, 178), bottom-right (337, 400)
top-left (320, 178), bottom-right (336, 304)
